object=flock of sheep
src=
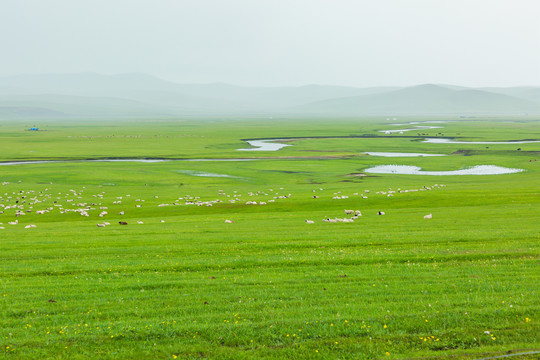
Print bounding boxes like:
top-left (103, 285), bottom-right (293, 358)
top-left (301, 209), bottom-right (432, 224)
top-left (0, 182), bottom-right (444, 230)
top-left (0, 185), bottom-right (294, 229)
top-left (300, 185), bottom-right (443, 224)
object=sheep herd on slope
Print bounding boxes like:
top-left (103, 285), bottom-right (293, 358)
top-left (0, 182), bottom-right (444, 230)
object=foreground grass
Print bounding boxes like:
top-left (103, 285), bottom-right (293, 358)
top-left (0, 116), bottom-right (538, 359)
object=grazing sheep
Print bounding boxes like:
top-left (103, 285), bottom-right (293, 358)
top-left (119, 221), bottom-right (128, 225)
top-left (305, 220), bottom-right (315, 224)
top-left (137, 221), bottom-right (144, 224)
top-left (97, 223), bottom-right (106, 227)
top-left (424, 214), bottom-right (432, 219)
top-left (344, 209), bottom-right (354, 215)
top-left (224, 219), bottom-right (234, 223)
top-left (355, 210), bottom-right (362, 216)
top-left (378, 211), bottom-right (385, 215)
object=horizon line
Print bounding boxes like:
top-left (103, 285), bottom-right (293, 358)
top-left (0, 71), bottom-right (539, 89)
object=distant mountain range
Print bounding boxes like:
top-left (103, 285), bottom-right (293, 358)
top-left (0, 72), bottom-right (538, 118)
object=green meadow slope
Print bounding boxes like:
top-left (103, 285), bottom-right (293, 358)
top-left (0, 117), bottom-right (538, 359)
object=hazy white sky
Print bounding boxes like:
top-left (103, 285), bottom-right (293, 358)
top-left (2, 0), bottom-right (539, 87)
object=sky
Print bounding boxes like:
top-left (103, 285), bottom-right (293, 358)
top-left (1, 0), bottom-right (539, 87)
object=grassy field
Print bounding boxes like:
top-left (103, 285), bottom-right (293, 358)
top-left (0, 116), bottom-right (538, 359)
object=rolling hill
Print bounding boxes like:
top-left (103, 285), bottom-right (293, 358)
top-left (0, 73), bottom-right (538, 118)
top-left (295, 84), bottom-right (540, 115)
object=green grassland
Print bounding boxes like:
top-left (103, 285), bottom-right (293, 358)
top-left (0, 117), bottom-right (538, 359)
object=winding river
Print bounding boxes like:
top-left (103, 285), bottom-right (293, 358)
top-left (232, 123), bottom-right (534, 175)
top-left (0, 159), bottom-right (254, 166)
top-left (1, 124), bottom-right (535, 175)
top-left (423, 138), bottom-right (540, 144)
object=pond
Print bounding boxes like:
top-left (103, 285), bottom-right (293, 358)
top-left (364, 165), bottom-right (524, 175)
top-left (175, 170), bottom-right (240, 178)
top-left (389, 121), bottom-right (448, 126)
top-left (237, 140), bottom-right (291, 151)
top-left (423, 138), bottom-right (540, 144)
top-left (379, 126), bottom-right (443, 133)
top-left (365, 152), bottom-right (446, 157)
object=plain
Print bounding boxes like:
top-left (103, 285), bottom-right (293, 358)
top-left (0, 116), bottom-right (538, 359)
